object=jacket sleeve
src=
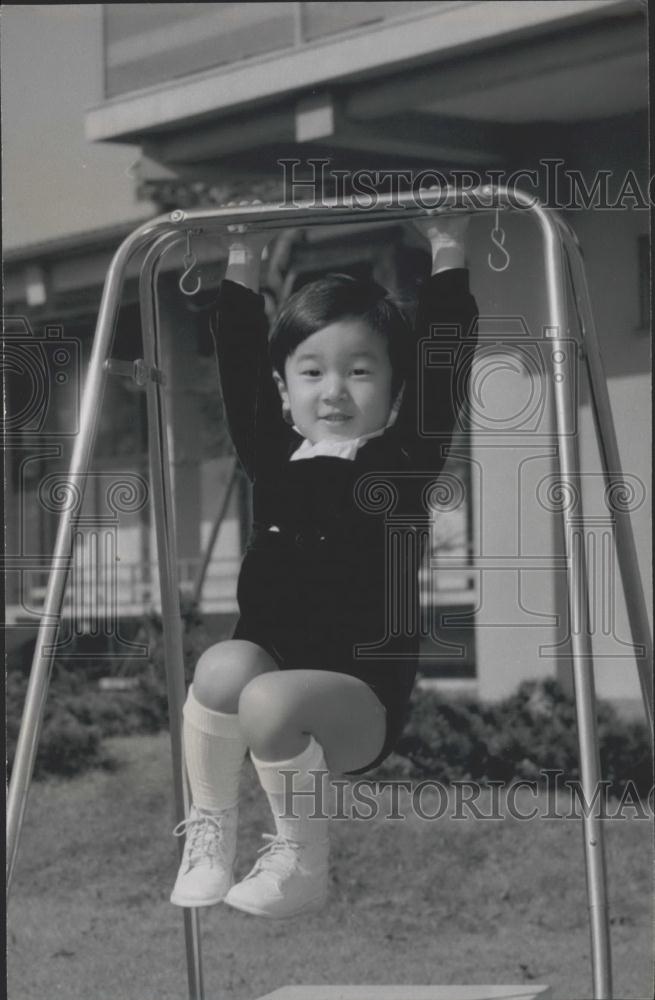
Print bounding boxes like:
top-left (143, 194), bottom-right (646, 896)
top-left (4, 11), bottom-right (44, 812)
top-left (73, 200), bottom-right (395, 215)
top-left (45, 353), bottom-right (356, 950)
top-left (211, 279), bottom-right (290, 480)
top-left (393, 268), bottom-right (479, 473)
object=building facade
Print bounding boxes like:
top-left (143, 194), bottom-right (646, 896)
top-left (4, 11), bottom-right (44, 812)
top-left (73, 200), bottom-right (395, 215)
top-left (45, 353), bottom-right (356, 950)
top-left (4, 1), bottom-right (651, 708)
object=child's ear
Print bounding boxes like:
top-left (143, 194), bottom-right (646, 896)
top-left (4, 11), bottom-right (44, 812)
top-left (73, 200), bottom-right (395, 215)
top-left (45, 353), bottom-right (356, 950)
top-left (386, 383), bottom-right (405, 427)
top-left (273, 371), bottom-right (288, 406)
top-left (273, 372), bottom-right (293, 424)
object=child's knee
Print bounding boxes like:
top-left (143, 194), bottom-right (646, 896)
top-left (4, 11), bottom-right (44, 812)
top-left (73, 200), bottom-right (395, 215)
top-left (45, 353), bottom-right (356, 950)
top-left (193, 641), bottom-right (277, 712)
top-left (238, 673), bottom-right (292, 748)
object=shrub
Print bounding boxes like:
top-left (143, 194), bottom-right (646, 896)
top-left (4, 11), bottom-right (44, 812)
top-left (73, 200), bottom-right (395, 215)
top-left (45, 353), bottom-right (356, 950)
top-left (35, 709), bottom-right (110, 778)
top-left (6, 597), bottom-right (216, 780)
top-left (390, 678), bottom-right (652, 797)
top-left (6, 671), bottom-right (113, 780)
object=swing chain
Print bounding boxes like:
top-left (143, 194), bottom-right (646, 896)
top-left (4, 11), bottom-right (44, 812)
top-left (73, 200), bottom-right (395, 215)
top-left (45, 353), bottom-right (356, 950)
top-left (179, 230), bottom-right (202, 296)
top-left (488, 207), bottom-right (511, 272)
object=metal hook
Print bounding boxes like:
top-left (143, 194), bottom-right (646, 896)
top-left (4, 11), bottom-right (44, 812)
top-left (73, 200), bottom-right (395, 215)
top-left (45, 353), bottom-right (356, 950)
top-left (179, 231), bottom-right (202, 296)
top-left (488, 208), bottom-right (511, 273)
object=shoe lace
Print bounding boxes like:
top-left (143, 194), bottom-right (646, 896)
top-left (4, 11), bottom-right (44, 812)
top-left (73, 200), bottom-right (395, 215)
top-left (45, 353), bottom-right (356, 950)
top-left (173, 810), bottom-right (231, 868)
top-left (249, 833), bottom-right (302, 880)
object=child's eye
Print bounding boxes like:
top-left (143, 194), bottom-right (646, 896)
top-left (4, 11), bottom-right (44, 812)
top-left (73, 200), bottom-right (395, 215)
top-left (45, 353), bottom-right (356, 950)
top-left (301, 368), bottom-right (321, 377)
top-left (351, 367), bottom-right (371, 376)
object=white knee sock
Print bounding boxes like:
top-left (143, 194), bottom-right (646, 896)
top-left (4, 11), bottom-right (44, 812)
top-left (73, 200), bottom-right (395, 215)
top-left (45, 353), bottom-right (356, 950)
top-left (250, 737), bottom-right (330, 845)
top-left (182, 685), bottom-right (247, 813)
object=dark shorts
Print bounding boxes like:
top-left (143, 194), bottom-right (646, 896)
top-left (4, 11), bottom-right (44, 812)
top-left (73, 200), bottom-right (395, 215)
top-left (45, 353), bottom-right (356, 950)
top-left (233, 527), bottom-right (419, 774)
top-left (233, 614), bottom-right (416, 775)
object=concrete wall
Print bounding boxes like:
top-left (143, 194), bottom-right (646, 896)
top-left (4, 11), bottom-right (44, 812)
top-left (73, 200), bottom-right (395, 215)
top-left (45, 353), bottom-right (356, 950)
top-left (465, 194), bottom-right (650, 705)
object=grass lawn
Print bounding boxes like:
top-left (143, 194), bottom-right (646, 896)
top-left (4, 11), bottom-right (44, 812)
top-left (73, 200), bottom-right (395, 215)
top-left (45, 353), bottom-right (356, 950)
top-left (7, 732), bottom-right (653, 1000)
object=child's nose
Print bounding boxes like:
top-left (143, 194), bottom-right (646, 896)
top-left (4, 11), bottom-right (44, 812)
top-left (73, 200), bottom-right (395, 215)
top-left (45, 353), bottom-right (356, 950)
top-left (322, 375), bottom-right (347, 401)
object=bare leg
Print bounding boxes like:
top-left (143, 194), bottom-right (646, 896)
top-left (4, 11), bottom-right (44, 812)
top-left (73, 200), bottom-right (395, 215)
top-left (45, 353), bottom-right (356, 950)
top-left (171, 639), bottom-right (278, 908)
top-left (224, 669), bottom-right (386, 916)
top-left (224, 669), bottom-right (387, 916)
top-left (238, 669), bottom-right (387, 774)
top-left (192, 639), bottom-right (279, 712)
top-left (179, 637), bottom-right (279, 818)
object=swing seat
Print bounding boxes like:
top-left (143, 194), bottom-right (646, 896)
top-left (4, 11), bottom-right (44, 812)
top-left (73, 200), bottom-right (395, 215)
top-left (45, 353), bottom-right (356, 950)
top-left (256, 986), bottom-right (552, 1000)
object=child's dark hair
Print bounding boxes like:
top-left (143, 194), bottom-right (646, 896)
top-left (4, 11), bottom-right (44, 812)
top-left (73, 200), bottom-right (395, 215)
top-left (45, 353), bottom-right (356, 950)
top-left (268, 274), bottom-right (410, 395)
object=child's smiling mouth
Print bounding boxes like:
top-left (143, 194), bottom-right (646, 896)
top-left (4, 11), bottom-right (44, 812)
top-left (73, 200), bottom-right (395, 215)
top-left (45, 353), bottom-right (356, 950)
top-left (320, 413), bottom-right (352, 423)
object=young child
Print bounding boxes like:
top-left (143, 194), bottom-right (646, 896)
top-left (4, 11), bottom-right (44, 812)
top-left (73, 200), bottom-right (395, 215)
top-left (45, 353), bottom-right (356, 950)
top-left (170, 213), bottom-right (479, 919)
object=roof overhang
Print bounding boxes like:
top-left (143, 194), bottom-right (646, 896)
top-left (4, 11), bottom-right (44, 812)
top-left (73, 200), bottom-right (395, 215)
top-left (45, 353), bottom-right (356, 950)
top-left (84, 0), bottom-right (644, 145)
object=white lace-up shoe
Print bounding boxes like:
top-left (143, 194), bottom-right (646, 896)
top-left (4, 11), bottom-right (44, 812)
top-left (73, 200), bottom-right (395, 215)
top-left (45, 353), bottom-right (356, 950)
top-left (224, 833), bottom-right (329, 919)
top-left (170, 804), bottom-right (237, 907)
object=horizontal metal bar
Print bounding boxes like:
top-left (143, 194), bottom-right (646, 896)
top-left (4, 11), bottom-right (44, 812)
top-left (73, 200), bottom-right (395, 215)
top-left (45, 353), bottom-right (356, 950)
top-left (165, 186), bottom-right (533, 235)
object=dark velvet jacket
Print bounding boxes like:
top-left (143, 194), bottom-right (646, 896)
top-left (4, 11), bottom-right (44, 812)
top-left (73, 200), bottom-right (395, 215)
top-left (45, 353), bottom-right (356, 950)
top-left (211, 270), bottom-right (478, 767)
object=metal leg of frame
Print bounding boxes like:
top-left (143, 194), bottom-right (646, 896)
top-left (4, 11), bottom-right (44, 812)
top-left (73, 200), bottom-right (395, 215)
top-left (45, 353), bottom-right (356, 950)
top-left (558, 222), bottom-right (653, 735)
top-left (139, 234), bottom-right (205, 1000)
top-left (6, 236), bottom-right (141, 889)
top-left (540, 208), bottom-right (613, 999)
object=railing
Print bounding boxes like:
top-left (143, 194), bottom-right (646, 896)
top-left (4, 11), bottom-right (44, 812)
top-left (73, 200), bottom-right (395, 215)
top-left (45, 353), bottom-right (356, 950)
top-left (15, 556), bottom-right (241, 619)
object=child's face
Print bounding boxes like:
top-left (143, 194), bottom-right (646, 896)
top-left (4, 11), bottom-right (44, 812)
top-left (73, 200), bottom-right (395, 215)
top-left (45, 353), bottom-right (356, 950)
top-left (275, 318), bottom-right (395, 444)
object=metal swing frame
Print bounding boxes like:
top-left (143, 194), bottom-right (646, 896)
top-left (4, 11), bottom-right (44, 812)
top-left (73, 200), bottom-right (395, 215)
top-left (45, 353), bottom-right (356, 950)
top-left (6, 187), bottom-right (653, 1000)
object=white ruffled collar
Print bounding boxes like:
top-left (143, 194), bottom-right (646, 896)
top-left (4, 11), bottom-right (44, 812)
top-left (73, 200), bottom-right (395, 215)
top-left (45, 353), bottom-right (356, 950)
top-left (290, 425), bottom-right (386, 462)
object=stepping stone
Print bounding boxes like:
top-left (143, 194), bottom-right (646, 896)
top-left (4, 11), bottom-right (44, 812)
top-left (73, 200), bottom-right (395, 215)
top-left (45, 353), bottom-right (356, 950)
top-left (255, 986), bottom-right (552, 1000)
